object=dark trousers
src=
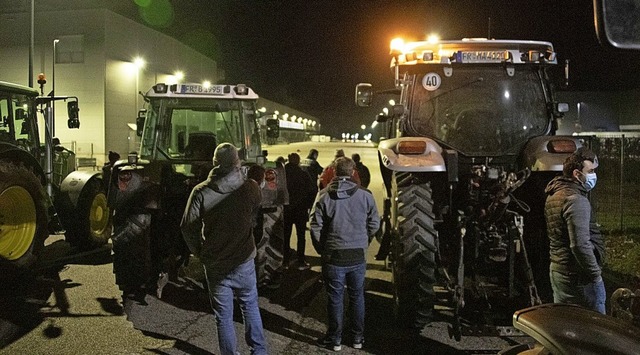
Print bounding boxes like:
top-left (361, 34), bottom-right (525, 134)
top-left (283, 206), bottom-right (308, 263)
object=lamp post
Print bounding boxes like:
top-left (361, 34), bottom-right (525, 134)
top-left (29, 0), bottom-right (34, 87)
top-left (52, 39), bottom-right (59, 136)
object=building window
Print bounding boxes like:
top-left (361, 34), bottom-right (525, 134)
top-left (56, 35), bottom-right (84, 64)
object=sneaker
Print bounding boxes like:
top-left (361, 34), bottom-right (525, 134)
top-left (317, 336), bottom-right (341, 351)
top-left (353, 339), bottom-right (364, 349)
top-left (296, 261), bottom-right (311, 270)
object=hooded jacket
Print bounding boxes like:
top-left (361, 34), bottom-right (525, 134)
top-left (310, 177), bottom-right (380, 260)
top-left (181, 168), bottom-right (261, 277)
top-left (544, 175), bottom-right (604, 282)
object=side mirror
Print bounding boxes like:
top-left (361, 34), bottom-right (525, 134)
top-left (266, 118), bottom-right (280, 138)
top-left (355, 83), bottom-right (373, 107)
top-left (594, 0), bottom-right (640, 50)
top-left (67, 100), bottom-right (80, 129)
top-left (136, 109), bottom-right (146, 137)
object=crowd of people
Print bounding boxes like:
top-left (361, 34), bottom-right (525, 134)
top-left (179, 144), bottom-right (376, 354)
top-left (176, 142), bottom-right (606, 354)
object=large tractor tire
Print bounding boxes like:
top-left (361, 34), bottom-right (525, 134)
top-left (111, 212), bottom-right (152, 296)
top-left (391, 172), bottom-right (438, 329)
top-left (64, 178), bottom-right (111, 250)
top-left (0, 160), bottom-right (48, 268)
top-left (255, 205), bottom-right (284, 287)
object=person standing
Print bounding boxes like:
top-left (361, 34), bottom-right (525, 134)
top-left (319, 149), bottom-right (361, 189)
top-left (351, 153), bottom-right (371, 188)
top-left (310, 157), bottom-right (380, 351)
top-left (302, 148), bottom-right (324, 183)
top-left (283, 152), bottom-right (317, 270)
top-left (180, 143), bottom-right (267, 355)
top-left (544, 147), bottom-right (606, 314)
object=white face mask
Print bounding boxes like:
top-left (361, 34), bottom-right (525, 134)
top-left (260, 180), bottom-right (266, 189)
top-left (579, 171), bottom-right (597, 191)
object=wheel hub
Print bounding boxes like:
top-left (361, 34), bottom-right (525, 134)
top-left (0, 186), bottom-right (37, 260)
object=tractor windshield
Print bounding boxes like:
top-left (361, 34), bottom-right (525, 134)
top-left (140, 98), bottom-right (260, 160)
top-left (406, 66), bottom-right (550, 156)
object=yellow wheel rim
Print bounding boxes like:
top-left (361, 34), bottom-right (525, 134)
top-left (0, 186), bottom-right (37, 261)
top-left (89, 192), bottom-right (110, 237)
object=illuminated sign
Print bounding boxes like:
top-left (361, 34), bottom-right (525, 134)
top-left (279, 120), bottom-right (304, 130)
top-left (455, 50), bottom-right (508, 63)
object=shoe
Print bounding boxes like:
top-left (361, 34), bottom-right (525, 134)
top-left (353, 339), bottom-right (364, 349)
top-left (296, 261), bottom-right (311, 270)
top-left (317, 336), bottom-right (341, 351)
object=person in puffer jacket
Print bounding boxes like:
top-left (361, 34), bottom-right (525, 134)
top-left (544, 147), bottom-right (606, 314)
top-left (310, 157), bottom-right (380, 351)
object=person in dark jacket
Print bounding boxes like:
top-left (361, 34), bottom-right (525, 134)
top-left (351, 153), bottom-right (371, 188)
top-left (181, 143), bottom-right (267, 355)
top-left (310, 157), bottom-right (380, 351)
top-left (544, 147), bottom-right (605, 314)
top-left (301, 148), bottom-right (323, 184)
top-left (283, 152), bottom-right (317, 270)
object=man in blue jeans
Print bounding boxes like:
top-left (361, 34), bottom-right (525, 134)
top-left (545, 147), bottom-right (606, 314)
top-left (181, 143), bottom-right (267, 354)
top-left (310, 157), bottom-right (380, 351)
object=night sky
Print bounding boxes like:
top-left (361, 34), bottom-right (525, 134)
top-left (112, 0), bottom-right (640, 136)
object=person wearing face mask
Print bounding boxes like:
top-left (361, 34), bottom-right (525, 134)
top-left (544, 147), bottom-right (606, 314)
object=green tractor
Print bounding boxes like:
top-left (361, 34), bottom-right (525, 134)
top-left (106, 83), bottom-right (287, 298)
top-left (0, 79), bottom-right (110, 277)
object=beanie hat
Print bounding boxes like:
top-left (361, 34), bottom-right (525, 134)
top-left (212, 143), bottom-right (240, 174)
top-left (335, 149), bottom-right (345, 158)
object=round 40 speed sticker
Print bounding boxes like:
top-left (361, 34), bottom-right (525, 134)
top-left (422, 72), bottom-right (441, 91)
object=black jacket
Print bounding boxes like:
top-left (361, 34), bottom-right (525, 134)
top-left (544, 176), bottom-right (604, 282)
top-left (285, 163), bottom-right (316, 210)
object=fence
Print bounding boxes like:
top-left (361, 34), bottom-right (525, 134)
top-left (585, 133), bottom-right (640, 231)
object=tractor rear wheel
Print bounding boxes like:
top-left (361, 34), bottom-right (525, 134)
top-left (391, 172), bottom-right (438, 329)
top-left (64, 178), bottom-right (111, 249)
top-left (0, 161), bottom-right (48, 268)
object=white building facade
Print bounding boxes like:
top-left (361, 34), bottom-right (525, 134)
top-left (1, 8), bottom-right (222, 165)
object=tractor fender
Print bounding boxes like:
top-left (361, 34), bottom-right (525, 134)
top-left (522, 136), bottom-right (584, 172)
top-left (59, 170), bottom-right (103, 209)
top-left (0, 144), bottom-right (46, 183)
top-left (378, 137), bottom-right (446, 172)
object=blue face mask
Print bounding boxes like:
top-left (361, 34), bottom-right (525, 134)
top-left (580, 171), bottom-right (597, 191)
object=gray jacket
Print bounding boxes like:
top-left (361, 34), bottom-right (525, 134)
top-left (544, 175), bottom-right (604, 282)
top-left (310, 177), bottom-right (380, 254)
